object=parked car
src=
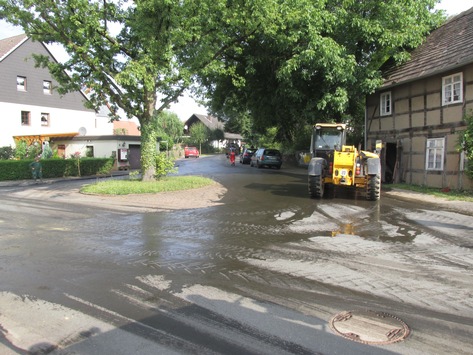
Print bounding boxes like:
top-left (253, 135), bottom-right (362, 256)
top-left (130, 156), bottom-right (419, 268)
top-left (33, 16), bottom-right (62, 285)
top-left (250, 148), bottom-right (282, 169)
top-left (239, 147), bottom-right (256, 164)
top-left (184, 146), bottom-right (199, 158)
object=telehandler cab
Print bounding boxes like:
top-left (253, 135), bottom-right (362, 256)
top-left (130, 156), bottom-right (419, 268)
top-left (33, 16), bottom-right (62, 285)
top-left (308, 123), bottom-right (381, 201)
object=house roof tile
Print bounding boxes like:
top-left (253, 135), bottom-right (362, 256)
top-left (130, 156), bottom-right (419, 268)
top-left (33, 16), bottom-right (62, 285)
top-left (191, 113), bottom-right (225, 131)
top-left (0, 33), bottom-right (28, 62)
top-left (113, 120), bottom-right (140, 136)
top-left (382, 7), bottom-right (473, 88)
top-left (184, 113), bottom-right (243, 139)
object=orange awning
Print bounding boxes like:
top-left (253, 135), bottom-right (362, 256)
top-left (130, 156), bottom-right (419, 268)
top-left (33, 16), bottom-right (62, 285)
top-left (13, 133), bottom-right (78, 145)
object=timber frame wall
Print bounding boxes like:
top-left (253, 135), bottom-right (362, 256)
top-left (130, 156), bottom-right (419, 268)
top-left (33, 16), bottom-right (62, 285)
top-left (366, 63), bottom-right (473, 190)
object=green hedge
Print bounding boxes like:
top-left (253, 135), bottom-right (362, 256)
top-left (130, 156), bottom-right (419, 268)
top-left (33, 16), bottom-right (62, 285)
top-left (0, 158), bottom-right (115, 181)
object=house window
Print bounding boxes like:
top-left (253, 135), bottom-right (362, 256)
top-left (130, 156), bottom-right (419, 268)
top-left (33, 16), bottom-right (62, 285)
top-left (380, 92), bottom-right (391, 116)
top-left (426, 137), bottom-right (445, 171)
top-left (442, 73), bottom-right (462, 105)
top-left (41, 113), bottom-right (50, 126)
top-left (43, 80), bottom-right (52, 94)
top-left (21, 111), bottom-right (30, 126)
top-left (86, 146), bottom-right (94, 157)
top-left (17, 76), bottom-right (27, 91)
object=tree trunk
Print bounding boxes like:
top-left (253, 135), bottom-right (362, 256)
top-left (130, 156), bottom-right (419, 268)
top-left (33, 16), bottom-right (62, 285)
top-left (140, 121), bottom-right (157, 181)
top-left (139, 88), bottom-right (159, 182)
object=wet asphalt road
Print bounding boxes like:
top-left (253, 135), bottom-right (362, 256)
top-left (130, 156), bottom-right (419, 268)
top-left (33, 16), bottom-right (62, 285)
top-left (1, 154), bottom-right (473, 354)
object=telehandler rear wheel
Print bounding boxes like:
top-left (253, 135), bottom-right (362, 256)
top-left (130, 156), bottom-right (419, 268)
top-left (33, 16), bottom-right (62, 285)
top-left (309, 175), bottom-right (324, 198)
top-left (366, 174), bottom-right (381, 201)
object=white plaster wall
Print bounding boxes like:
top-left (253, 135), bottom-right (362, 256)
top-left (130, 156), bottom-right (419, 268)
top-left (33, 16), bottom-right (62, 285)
top-left (64, 141), bottom-right (118, 159)
top-left (1, 102), bottom-right (113, 147)
top-left (59, 139), bottom-right (143, 159)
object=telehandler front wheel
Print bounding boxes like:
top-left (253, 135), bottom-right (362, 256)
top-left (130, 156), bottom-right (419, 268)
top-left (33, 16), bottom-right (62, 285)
top-left (309, 175), bottom-right (324, 198)
top-left (366, 174), bottom-right (381, 201)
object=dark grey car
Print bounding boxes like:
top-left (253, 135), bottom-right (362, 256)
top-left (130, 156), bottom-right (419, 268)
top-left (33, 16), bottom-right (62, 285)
top-left (240, 148), bottom-right (256, 164)
top-left (250, 148), bottom-right (282, 169)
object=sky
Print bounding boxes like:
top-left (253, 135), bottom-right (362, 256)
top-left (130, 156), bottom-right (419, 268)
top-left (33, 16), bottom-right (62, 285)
top-left (1, 0), bottom-right (472, 121)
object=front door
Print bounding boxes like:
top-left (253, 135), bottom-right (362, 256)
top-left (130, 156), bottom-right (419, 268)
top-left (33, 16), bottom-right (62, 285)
top-left (128, 145), bottom-right (141, 169)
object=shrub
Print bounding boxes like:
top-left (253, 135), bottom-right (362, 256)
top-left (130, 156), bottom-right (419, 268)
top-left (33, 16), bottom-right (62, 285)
top-left (154, 153), bottom-right (177, 179)
top-left (41, 144), bottom-right (53, 159)
top-left (0, 158), bottom-right (115, 181)
top-left (15, 140), bottom-right (41, 160)
top-left (459, 111), bottom-right (473, 179)
top-left (0, 146), bottom-right (15, 160)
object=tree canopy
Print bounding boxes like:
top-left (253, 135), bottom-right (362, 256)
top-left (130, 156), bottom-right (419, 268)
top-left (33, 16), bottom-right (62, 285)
top-left (202, 0), bottom-right (445, 146)
top-left (0, 0), bottom-right (445, 170)
top-left (0, 0), bottom-right (268, 179)
top-left (152, 110), bottom-right (184, 148)
top-left (188, 122), bottom-right (209, 153)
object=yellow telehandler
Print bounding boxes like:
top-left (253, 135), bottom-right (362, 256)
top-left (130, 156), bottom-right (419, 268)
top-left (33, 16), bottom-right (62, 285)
top-left (308, 123), bottom-right (381, 201)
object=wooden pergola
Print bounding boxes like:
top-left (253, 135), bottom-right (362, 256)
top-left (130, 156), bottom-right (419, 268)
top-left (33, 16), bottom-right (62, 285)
top-left (13, 133), bottom-right (78, 145)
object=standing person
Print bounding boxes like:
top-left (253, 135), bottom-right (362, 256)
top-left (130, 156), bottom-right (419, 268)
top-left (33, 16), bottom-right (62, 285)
top-left (229, 148), bottom-right (236, 166)
top-left (29, 157), bottom-right (43, 183)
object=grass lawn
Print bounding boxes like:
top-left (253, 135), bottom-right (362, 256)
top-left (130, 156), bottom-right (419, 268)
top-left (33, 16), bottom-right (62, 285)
top-left (389, 183), bottom-right (473, 202)
top-left (80, 175), bottom-right (215, 195)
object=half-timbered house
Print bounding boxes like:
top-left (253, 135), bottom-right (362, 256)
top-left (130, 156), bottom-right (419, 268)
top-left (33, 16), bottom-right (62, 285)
top-left (365, 8), bottom-right (473, 190)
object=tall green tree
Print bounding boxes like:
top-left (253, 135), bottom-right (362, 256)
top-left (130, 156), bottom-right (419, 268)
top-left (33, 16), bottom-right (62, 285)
top-left (152, 110), bottom-right (184, 148)
top-left (209, 128), bottom-right (225, 144)
top-left (202, 0), bottom-right (445, 145)
top-left (0, 0), bottom-right (269, 180)
top-left (189, 122), bottom-right (209, 153)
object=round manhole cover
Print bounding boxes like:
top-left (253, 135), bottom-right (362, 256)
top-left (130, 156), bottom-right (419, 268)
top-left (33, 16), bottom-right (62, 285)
top-left (329, 310), bottom-right (410, 345)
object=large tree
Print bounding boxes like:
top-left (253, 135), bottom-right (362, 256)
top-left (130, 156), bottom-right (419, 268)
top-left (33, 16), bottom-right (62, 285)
top-left (0, 0), bottom-right (269, 180)
top-left (203, 0), bottom-right (445, 146)
top-left (188, 122), bottom-right (208, 153)
top-left (151, 110), bottom-right (184, 148)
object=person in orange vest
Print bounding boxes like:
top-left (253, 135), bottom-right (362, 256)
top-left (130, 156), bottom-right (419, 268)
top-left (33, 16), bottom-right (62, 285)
top-left (229, 148), bottom-right (236, 166)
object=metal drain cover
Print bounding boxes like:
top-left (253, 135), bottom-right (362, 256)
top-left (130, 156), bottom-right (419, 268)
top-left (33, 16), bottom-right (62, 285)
top-left (329, 310), bottom-right (410, 345)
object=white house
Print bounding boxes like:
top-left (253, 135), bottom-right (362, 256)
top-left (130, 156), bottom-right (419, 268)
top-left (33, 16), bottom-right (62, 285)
top-left (0, 34), bottom-right (144, 169)
top-left (183, 113), bottom-right (244, 151)
top-left (0, 34), bottom-right (114, 149)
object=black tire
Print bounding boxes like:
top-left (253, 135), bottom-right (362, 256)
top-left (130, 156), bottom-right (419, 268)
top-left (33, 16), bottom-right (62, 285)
top-left (309, 175), bottom-right (324, 198)
top-left (366, 174), bottom-right (381, 201)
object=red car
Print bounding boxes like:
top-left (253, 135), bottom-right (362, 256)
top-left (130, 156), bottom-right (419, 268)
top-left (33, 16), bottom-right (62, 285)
top-left (184, 146), bottom-right (200, 158)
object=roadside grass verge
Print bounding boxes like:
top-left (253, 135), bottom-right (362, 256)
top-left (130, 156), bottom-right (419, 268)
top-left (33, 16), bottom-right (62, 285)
top-left (80, 175), bottom-right (215, 195)
top-left (389, 183), bottom-right (473, 202)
